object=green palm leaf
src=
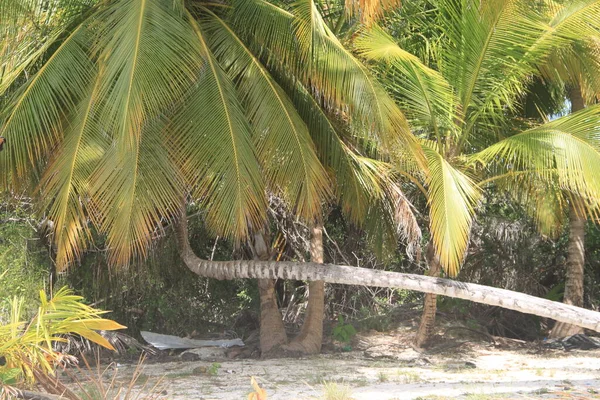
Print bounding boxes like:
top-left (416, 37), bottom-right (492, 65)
top-left (85, 0), bottom-right (203, 265)
top-left (232, 0), bottom-right (421, 161)
top-left (198, 9), bottom-right (330, 220)
top-left (425, 146), bottom-right (481, 276)
top-left (0, 0), bottom-right (96, 96)
top-left (473, 105), bottom-right (600, 204)
top-left (169, 12), bottom-right (267, 239)
top-left (38, 69), bottom-right (107, 270)
top-left (466, 0), bottom-right (600, 134)
top-left (0, 25), bottom-right (93, 189)
top-left (355, 25), bottom-right (457, 143)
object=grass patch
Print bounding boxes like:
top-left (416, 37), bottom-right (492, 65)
top-left (322, 382), bottom-right (354, 400)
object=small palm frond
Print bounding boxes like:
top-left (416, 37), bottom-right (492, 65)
top-left (0, 287), bottom-right (124, 386)
top-left (424, 146), bottom-right (481, 276)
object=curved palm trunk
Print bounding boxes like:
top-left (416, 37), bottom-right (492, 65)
top-left (176, 212), bottom-right (600, 333)
top-left (550, 204), bottom-right (585, 338)
top-left (283, 223), bottom-right (325, 354)
top-left (414, 242), bottom-right (442, 347)
top-left (550, 86), bottom-right (586, 338)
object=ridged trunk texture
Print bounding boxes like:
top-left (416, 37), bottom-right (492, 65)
top-left (176, 210), bottom-right (600, 334)
top-left (414, 243), bottom-right (442, 347)
top-left (551, 86), bottom-right (586, 338)
top-left (551, 204), bottom-right (586, 338)
top-left (284, 223), bottom-right (325, 354)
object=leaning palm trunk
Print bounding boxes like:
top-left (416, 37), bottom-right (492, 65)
top-left (551, 203), bottom-right (586, 337)
top-left (283, 223), bottom-right (325, 354)
top-left (414, 242), bottom-right (442, 347)
top-left (550, 87), bottom-right (587, 338)
top-left (176, 215), bottom-right (600, 333)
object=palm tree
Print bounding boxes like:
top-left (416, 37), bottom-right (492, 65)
top-left (0, 0), bottom-right (420, 354)
top-left (3, 0), bottom-right (600, 351)
top-left (533, 30), bottom-right (600, 337)
top-left (355, 0), bottom-right (600, 346)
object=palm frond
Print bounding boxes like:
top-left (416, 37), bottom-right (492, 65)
top-left (425, 146), bottom-right (481, 276)
top-left (344, 0), bottom-right (401, 26)
top-left (168, 12), bottom-right (268, 239)
top-left (199, 9), bottom-right (330, 220)
top-left (292, 0), bottom-right (417, 153)
top-left (464, 0), bottom-right (600, 134)
top-left (272, 69), bottom-right (370, 223)
top-left (232, 0), bottom-right (421, 163)
top-left (0, 0), bottom-right (96, 96)
top-left (85, 0), bottom-right (202, 265)
top-left (0, 24), bottom-right (94, 190)
top-left (37, 69), bottom-right (106, 271)
top-left (355, 25), bottom-right (457, 141)
top-left (472, 105), bottom-right (600, 207)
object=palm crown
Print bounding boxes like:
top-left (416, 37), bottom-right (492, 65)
top-left (357, 0), bottom-right (600, 276)
top-left (0, 0), bottom-right (422, 270)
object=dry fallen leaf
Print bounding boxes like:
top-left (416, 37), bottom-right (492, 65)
top-left (247, 376), bottom-right (267, 400)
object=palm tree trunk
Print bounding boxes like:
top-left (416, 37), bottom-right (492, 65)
top-left (257, 278), bottom-right (289, 353)
top-left (283, 223), bottom-right (325, 354)
top-left (176, 211), bottom-right (600, 333)
top-left (550, 86), bottom-right (586, 338)
top-left (550, 203), bottom-right (586, 338)
top-left (414, 242), bottom-right (442, 347)
top-left (251, 231), bottom-right (289, 354)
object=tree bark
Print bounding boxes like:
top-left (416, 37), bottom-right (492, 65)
top-left (250, 233), bottom-right (288, 355)
top-left (176, 211), bottom-right (600, 334)
top-left (550, 86), bottom-right (586, 338)
top-left (550, 204), bottom-right (586, 337)
top-left (283, 223), bottom-right (325, 354)
top-left (257, 278), bottom-right (289, 354)
top-left (414, 242), bottom-right (442, 347)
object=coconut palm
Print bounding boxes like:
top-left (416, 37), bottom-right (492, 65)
top-left (3, 0), bottom-right (600, 352)
top-left (0, 0), bottom-right (421, 353)
top-left (531, 27), bottom-right (600, 337)
top-left (355, 0), bottom-right (600, 346)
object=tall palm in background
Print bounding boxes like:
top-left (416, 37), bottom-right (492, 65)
top-left (0, 0), bottom-right (420, 353)
top-left (533, 25), bottom-right (600, 337)
top-left (356, 0), bottom-right (600, 346)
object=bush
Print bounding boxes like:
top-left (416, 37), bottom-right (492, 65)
top-left (0, 198), bottom-right (51, 322)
